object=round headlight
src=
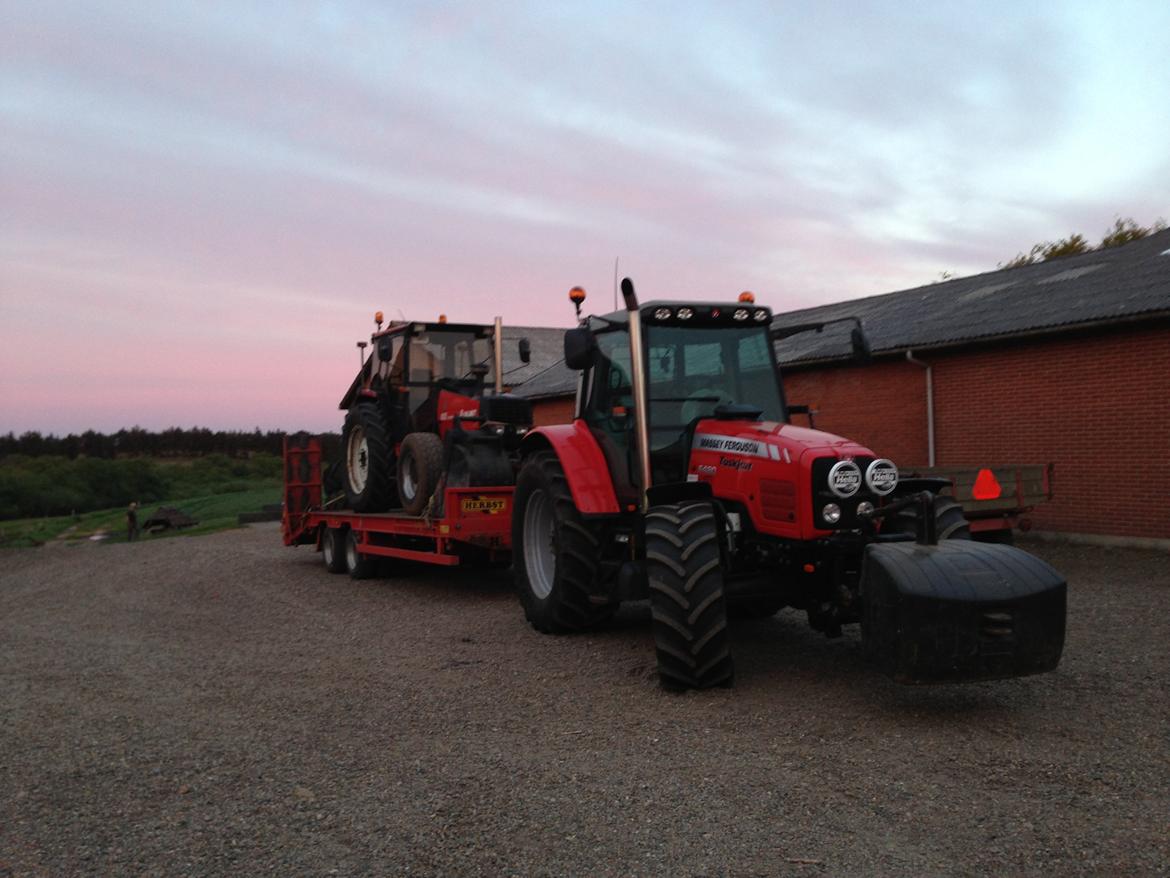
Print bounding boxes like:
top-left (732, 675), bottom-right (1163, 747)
top-left (654, 307), bottom-right (672, 320)
top-left (856, 500), bottom-right (875, 518)
top-left (822, 503), bottom-right (842, 524)
top-left (677, 307), bottom-right (694, 320)
top-left (754, 309), bottom-right (769, 322)
top-left (865, 459), bottom-right (898, 496)
top-left (733, 308), bottom-right (750, 321)
top-left (827, 460), bottom-right (862, 498)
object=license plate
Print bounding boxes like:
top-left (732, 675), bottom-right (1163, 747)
top-left (460, 497), bottom-right (507, 514)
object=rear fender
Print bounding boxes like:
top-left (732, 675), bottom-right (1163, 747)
top-left (520, 422), bottom-right (621, 515)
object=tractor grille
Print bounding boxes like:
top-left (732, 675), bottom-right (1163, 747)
top-left (760, 479), bottom-right (796, 522)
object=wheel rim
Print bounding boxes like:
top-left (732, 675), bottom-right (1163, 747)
top-left (346, 533), bottom-right (358, 571)
top-left (322, 530), bottom-right (335, 566)
top-left (401, 452), bottom-right (417, 500)
top-left (347, 426), bottom-right (369, 493)
top-left (523, 488), bottom-right (556, 599)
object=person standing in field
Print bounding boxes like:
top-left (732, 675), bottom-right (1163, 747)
top-left (127, 502), bottom-right (139, 541)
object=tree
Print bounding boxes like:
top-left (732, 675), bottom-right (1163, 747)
top-left (1000, 216), bottom-right (1166, 269)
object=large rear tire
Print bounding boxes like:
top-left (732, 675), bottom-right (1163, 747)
top-left (889, 495), bottom-right (972, 540)
top-left (343, 403), bottom-right (395, 512)
top-left (646, 501), bottom-right (734, 690)
top-left (513, 451), bottom-right (615, 633)
top-left (398, 432), bottom-right (444, 515)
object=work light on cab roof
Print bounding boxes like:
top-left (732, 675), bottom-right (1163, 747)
top-left (569, 285), bottom-right (587, 318)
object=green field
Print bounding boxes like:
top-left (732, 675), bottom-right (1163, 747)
top-left (0, 477), bottom-right (282, 548)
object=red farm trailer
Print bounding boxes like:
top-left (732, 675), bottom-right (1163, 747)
top-left (282, 434), bottom-right (513, 577)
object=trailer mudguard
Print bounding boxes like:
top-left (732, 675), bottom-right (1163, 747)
top-left (521, 422), bottom-right (621, 515)
top-left (861, 540), bottom-right (1065, 683)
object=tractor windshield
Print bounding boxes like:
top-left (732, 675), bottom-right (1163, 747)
top-left (405, 332), bottom-right (493, 384)
top-left (392, 330), bottom-right (493, 413)
top-left (644, 324), bottom-right (785, 451)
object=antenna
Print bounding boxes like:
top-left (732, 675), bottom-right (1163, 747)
top-left (613, 257), bottom-right (619, 311)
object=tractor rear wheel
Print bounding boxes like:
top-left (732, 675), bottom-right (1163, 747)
top-left (646, 501), bottom-right (734, 690)
top-left (343, 403), bottom-right (396, 512)
top-left (398, 433), bottom-right (444, 515)
top-left (889, 495), bottom-right (972, 540)
top-left (513, 451), bottom-right (616, 633)
top-left (321, 527), bottom-right (347, 574)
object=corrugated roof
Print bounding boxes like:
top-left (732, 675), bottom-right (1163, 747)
top-left (511, 229), bottom-right (1170, 397)
top-left (773, 228), bottom-right (1170, 365)
top-left (500, 325), bottom-right (570, 386)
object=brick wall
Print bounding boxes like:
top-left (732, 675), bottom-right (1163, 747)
top-left (530, 396), bottom-right (575, 427)
top-left (782, 323), bottom-right (1170, 540)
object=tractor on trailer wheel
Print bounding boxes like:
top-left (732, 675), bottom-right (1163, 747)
top-left (512, 281), bottom-right (1066, 689)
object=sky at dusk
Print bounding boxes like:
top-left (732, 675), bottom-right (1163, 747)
top-left (2, 1), bottom-right (1168, 434)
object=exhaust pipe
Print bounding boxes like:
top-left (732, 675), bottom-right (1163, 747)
top-left (493, 316), bottom-right (503, 394)
top-left (621, 278), bottom-right (652, 508)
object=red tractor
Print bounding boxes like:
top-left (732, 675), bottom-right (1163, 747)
top-left (337, 314), bottom-right (533, 515)
top-left (512, 281), bottom-right (1066, 689)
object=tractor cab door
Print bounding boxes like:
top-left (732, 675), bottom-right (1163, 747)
top-left (581, 328), bottom-right (639, 504)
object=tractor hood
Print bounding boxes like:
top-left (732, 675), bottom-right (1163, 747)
top-left (690, 419), bottom-right (875, 464)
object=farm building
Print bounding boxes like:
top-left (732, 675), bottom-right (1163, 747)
top-left (512, 230), bottom-right (1170, 545)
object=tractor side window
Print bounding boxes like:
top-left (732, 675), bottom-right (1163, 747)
top-left (586, 330), bottom-right (633, 448)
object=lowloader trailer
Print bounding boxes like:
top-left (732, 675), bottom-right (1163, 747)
top-left (282, 434), bottom-right (512, 577)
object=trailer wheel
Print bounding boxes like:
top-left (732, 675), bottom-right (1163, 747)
top-left (889, 496), bottom-right (972, 540)
top-left (646, 501), bottom-right (734, 690)
top-left (321, 527), bottom-right (347, 574)
top-left (398, 433), bottom-right (444, 515)
top-left (343, 403), bottom-right (396, 512)
top-left (513, 451), bottom-right (616, 633)
top-left (345, 529), bottom-right (378, 580)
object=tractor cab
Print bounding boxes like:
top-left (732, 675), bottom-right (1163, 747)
top-left (340, 318), bottom-right (498, 431)
top-left (567, 294), bottom-right (784, 493)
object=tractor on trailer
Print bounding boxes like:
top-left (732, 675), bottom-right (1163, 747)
top-left (282, 313), bottom-right (533, 575)
top-left (509, 282), bottom-right (1066, 688)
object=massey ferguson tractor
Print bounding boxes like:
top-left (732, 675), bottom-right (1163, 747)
top-left (337, 313), bottom-right (533, 515)
top-left (511, 281), bottom-right (1066, 689)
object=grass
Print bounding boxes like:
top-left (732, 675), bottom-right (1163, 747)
top-left (0, 479), bottom-right (281, 548)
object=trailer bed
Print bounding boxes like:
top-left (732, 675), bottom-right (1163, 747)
top-left (281, 435), bottom-right (513, 568)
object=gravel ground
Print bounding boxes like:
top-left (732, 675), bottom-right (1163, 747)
top-left (1, 525), bottom-right (1167, 877)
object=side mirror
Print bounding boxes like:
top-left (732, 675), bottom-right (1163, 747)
top-left (518, 337), bottom-right (531, 364)
top-left (850, 326), bottom-right (872, 364)
top-left (563, 328), bottom-right (596, 370)
top-left (377, 338), bottom-right (393, 361)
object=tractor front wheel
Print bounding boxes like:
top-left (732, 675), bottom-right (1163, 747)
top-left (513, 451), bottom-right (615, 633)
top-left (646, 501), bottom-right (734, 690)
top-left (888, 495), bottom-right (972, 540)
top-left (398, 432), bottom-right (444, 515)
